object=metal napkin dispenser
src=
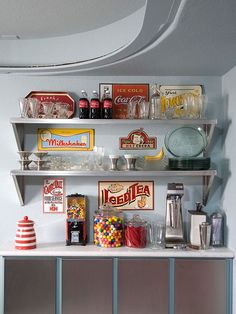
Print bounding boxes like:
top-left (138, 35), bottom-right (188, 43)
top-left (188, 202), bottom-right (207, 249)
top-left (165, 183), bottom-right (185, 248)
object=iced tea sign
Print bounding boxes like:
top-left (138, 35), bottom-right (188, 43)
top-left (43, 179), bottom-right (64, 213)
top-left (98, 181), bottom-right (154, 210)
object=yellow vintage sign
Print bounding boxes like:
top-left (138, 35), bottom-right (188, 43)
top-left (38, 128), bottom-right (94, 151)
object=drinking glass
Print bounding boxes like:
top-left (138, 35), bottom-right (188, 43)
top-left (59, 103), bottom-right (69, 118)
top-left (51, 102), bottom-right (61, 118)
top-left (197, 95), bottom-right (208, 118)
top-left (139, 100), bottom-right (150, 119)
top-left (19, 98), bottom-right (29, 118)
top-left (156, 223), bottom-right (165, 248)
top-left (93, 146), bottom-right (104, 170)
top-left (148, 223), bottom-right (165, 249)
top-left (42, 102), bottom-right (54, 118)
top-left (28, 98), bottom-right (40, 118)
top-left (148, 223), bottom-right (156, 248)
top-left (165, 99), bottom-right (174, 119)
top-left (128, 99), bottom-right (138, 119)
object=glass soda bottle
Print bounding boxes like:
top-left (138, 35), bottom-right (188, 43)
top-left (90, 91), bottom-right (101, 119)
top-left (149, 84), bottom-right (161, 119)
top-left (79, 90), bottom-right (89, 119)
top-left (102, 90), bottom-right (113, 119)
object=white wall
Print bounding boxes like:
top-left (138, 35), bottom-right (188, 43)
top-left (0, 75), bottom-right (222, 246)
top-left (222, 66), bottom-right (236, 313)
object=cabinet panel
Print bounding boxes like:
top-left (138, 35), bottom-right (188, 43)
top-left (4, 259), bottom-right (55, 314)
top-left (118, 259), bottom-right (169, 314)
top-left (175, 259), bottom-right (226, 314)
top-left (62, 259), bottom-right (112, 314)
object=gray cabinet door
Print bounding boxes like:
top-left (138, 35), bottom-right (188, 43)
top-left (118, 259), bottom-right (169, 314)
top-left (62, 258), bottom-right (113, 314)
top-left (5, 259), bottom-right (55, 314)
top-left (175, 259), bottom-right (227, 314)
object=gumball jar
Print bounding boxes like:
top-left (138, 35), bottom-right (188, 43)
top-left (94, 204), bottom-right (123, 248)
top-left (125, 214), bottom-right (147, 248)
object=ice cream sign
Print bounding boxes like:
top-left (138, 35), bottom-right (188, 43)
top-left (119, 128), bottom-right (157, 150)
top-left (38, 128), bottom-right (94, 151)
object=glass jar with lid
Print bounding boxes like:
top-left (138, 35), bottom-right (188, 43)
top-left (124, 214), bottom-right (147, 248)
top-left (94, 203), bottom-right (123, 248)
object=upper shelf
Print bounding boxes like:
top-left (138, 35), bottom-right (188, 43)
top-left (10, 117), bottom-right (217, 126)
top-left (10, 117), bottom-right (217, 152)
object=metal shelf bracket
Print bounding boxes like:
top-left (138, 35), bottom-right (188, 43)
top-left (12, 174), bottom-right (24, 206)
top-left (203, 173), bottom-right (215, 205)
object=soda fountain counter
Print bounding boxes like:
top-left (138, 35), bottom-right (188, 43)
top-left (3, 85), bottom-right (234, 314)
top-left (0, 242), bottom-right (234, 314)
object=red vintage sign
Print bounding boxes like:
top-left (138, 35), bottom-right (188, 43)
top-left (98, 181), bottom-right (154, 210)
top-left (26, 91), bottom-right (75, 118)
top-left (120, 128), bottom-right (157, 150)
top-left (43, 179), bottom-right (64, 213)
top-left (99, 83), bottom-right (149, 119)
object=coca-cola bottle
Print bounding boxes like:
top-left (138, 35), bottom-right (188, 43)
top-left (102, 90), bottom-right (113, 119)
top-left (79, 90), bottom-right (89, 119)
top-left (90, 91), bottom-right (101, 119)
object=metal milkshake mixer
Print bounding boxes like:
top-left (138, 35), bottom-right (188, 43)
top-left (164, 183), bottom-right (185, 248)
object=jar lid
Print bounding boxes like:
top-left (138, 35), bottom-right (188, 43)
top-left (18, 216), bottom-right (34, 224)
top-left (96, 203), bottom-right (122, 216)
top-left (126, 214), bottom-right (147, 227)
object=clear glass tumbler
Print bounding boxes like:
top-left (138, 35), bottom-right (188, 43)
top-left (139, 100), bottom-right (150, 119)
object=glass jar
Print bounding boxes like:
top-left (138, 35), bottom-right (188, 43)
top-left (94, 204), bottom-right (123, 248)
top-left (125, 214), bottom-right (147, 248)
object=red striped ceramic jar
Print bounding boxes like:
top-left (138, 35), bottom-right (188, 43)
top-left (15, 216), bottom-right (36, 250)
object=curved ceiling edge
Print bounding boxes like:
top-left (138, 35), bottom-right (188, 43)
top-left (0, 0), bottom-right (186, 74)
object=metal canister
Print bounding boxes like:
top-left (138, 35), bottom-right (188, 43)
top-left (211, 212), bottom-right (224, 247)
top-left (199, 222), bottom-right (211, 250)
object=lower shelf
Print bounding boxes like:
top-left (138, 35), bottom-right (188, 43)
top-left (10, 169), bottom-right (217, 206)
top-left (0, 242), bottom-right (233, 258)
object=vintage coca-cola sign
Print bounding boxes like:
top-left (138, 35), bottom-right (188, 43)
top-left (99, 83), bottom-right (149, 119)
top-left (98, 181), bottom-right (154, 210)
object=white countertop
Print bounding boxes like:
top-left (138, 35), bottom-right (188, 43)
top-left (0, 242), bottom-right (234, 258)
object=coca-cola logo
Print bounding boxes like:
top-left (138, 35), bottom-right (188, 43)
top-left (114, 95), bottom-right (145, 105)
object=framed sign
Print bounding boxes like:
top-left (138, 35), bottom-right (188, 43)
top-left (43, 179), bottom-right (64, 213)
top-left (159, 85), bottom-right (202, 98)
top-left (99, 83), bottom-right (149, 119)
top-left (26, 91), bottom-right (75, 118)
top-left (120, 128), bottom-right (157, 150)
top-left (98, 181), bottom-right (154, 210)
top-left (38, 128), bottom-right (94, 151)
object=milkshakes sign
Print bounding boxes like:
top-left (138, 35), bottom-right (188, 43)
top-left (98, 181), bottom-right (154, 210)
top-left (38, 128), bottom-right (94, 151)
